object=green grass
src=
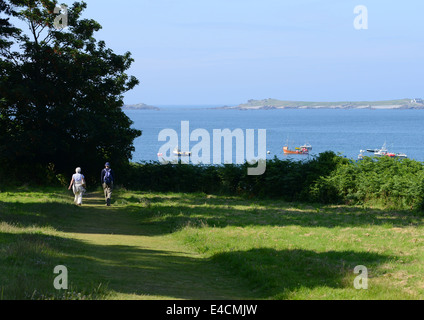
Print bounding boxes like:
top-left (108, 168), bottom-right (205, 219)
top-left (1, 186), bottom-right (423, 300)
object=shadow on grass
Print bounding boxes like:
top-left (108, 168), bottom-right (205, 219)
top-left (117, 192), bottom-right (424, 235)
top-left (1, 191), bottom-right (423, 237)
top-left (0, 231), bottom-right (252, 300)
top-left (211, 248), bottom-right (393, 299)
top-left (0, 232), bottom-right (393, 300)
top-left (0, 194), bottom-right (148, 236)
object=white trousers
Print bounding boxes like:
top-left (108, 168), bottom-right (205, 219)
top-left (73, 184), bottom-right (85, 205)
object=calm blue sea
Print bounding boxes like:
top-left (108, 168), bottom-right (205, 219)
top-left (124, 107), bottom-right (424, 163)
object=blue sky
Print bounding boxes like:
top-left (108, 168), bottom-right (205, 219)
top-left (80, 0), bottom-right (424, 106)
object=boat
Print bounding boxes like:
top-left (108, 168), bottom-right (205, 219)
top-left (283, 138), bottom-right (312, 155)
top-left (283, 145), bottom-right (310, 155)
top-left (366, 149), bottom-right (379, 153)
top-left (361, 143), bottom-right (408, 159)
top-left (373, 143), bottom-right (389, 157)
top-left (378, 151), bottom-right (408, 159)
top-left (372, 143), bottom-right (408, 159)
top-left (173, 147), bottom-right (191, 157)
top-left (394, 153), bottom-right (408, 159)
top-left (300, 143), bottom-right (313, 151)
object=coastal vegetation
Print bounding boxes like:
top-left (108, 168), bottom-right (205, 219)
top-left (3, 152), bottom-right (424, 212)
top-left (121, 153), bottom-right (424, 211)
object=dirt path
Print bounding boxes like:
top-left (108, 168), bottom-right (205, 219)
top-left (61, 192), bottom-right (253, 300)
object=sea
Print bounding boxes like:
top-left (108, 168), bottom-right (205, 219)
top-left (124, 106), bottom-right (424, 164)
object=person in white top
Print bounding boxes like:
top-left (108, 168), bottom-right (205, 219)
top-left (68, 167), bottom-right (86, 206)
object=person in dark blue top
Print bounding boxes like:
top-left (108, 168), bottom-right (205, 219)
top-left (101, 162), bottom-right (114, 206)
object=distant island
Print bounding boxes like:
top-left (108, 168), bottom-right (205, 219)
top-left (217, 98), bottom-right (424, 110)
top-left (123, 103), bottom-right (160, 110)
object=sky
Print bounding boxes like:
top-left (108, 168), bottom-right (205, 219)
top-left (76, 0), bottom-right (424, 106)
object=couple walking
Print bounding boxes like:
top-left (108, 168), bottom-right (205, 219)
top-left (68, 162), bottom-right (115, 206)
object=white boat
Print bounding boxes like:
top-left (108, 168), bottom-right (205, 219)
top-left (363, 143), bottom-right (408, 159)
top-left (173, 147), bottom-right (191, 157)
top-left (300, 143), bottom-right (313, 151)
top-left (373, 143), bottom-right (389, 157)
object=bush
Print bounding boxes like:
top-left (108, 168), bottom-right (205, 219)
top-left (4, 151), bottom-right (423, 211)
top-left (118, 153), bottom-right (424, 211)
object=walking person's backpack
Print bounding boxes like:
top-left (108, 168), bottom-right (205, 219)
top-left (104, 168), bottom-right (113, 186)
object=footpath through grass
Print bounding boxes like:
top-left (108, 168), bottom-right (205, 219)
top-left (0, 186), bottom-right (423, 300)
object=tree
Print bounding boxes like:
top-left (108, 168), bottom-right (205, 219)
top-left (0, 0), bottom-right (141, 183)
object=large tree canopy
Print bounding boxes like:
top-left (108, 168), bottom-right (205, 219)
top-left (0, 0), bottom-right (141, 183)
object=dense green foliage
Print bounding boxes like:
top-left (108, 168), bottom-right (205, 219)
top-left (311, 156), bottom-right (424, 210)
top-left (2, 146), bottom-right (423, 211)
top-left (121, 152), bottom-right (424, 210)
top-left (121, 151), bottom-right (340, 197)
top-left (0, 0), bottom-right (141, 183)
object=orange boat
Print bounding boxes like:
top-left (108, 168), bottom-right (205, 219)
top-left (283, 146), bottom-right (309, 155)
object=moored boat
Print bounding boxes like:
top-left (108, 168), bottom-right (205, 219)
top-left (300, 143), bottom-right (313, 151)
top-left (361, 143), bottom-right (408, 159)
top-left (173, 147), bottom-right (191, 157)
top-left (283, 146), bottom-right (310, 155)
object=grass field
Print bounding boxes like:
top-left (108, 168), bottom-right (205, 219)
top-left (0, 186), bottom-right (423, 300)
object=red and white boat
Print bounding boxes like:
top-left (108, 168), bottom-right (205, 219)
top-left (283, 143), bottom-right (312, 155)
top-left (360, 143), bottom-right (408, 159)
